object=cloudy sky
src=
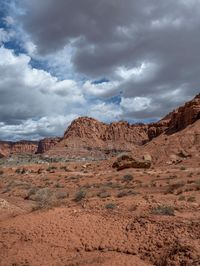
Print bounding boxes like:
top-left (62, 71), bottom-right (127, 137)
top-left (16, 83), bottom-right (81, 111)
top-left (0, 0), bottom-right (200, 140)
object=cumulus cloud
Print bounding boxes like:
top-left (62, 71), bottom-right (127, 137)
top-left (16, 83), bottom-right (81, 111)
top-left (0, 46), bottom-right (87, 139)
top-left (16, 1), bottom-right (200, 97)
top-left (1, 0), bottom-right (200, 139)
top-left (0, 46), bottom-right (123, 140)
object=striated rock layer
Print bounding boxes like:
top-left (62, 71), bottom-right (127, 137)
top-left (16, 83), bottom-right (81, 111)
top-left (36, 137), bottom-right (62, 154)
top-left (0, 141), bottom-right (38, 157)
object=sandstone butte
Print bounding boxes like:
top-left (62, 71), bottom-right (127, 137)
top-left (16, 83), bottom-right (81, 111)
top-left (0, 93), bottom-right (200, 160)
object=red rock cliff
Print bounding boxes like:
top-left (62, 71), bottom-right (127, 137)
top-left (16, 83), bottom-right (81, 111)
top-left (0, 141), bottom-right (38, 157)
top-left (36, 137), bottom-right (61, 154)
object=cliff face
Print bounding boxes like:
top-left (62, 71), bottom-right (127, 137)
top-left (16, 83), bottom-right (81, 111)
top-left (144, 119), bottom-right (200, 165)
top-left (0, 141), bottom-right (38, 157)
top-left (64, 117), bottom-right (149, 145)
top-left (36, 137), bottom-right (62, 154)
top-left (47, 93), bottom-right (200, 157)
top-left (47, 118), bottom-right (168, 157)
top-left (166, 93), bottom-right (200, 133)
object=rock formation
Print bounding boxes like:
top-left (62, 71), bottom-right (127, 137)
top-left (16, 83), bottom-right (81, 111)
top-left (46, 93), bottom-right (200, 158)
top-left (0, 93), bottom-right (199, 159)
top-left (143, 119), bottom-right (200, 165)
top-left (0, 141), bottom-right (38, 157)
top-left (112, 153), bottom-right (151, 170)
top-left (36, 137), bottom-right (61, 154)
top-left (166, 93), bottom-right (200, 133)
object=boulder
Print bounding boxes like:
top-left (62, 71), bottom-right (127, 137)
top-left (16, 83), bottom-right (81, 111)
top-left (112, 153), bottom-right (151, 171)
top-left (143, 153), bottom-right (152, 162)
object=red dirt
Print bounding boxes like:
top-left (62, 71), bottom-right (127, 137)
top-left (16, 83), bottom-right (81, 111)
top-left (0, 94), bottom-right (200, 265)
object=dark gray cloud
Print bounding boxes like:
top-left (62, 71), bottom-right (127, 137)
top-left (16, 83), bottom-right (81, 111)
top-left (1, 0), bottom-right (200, 140)
top-left (18, 1), bottom-right (200, 99)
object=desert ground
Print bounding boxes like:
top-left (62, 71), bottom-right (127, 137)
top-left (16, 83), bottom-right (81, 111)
top-left (0, 94), bottom-right (200, 265)
top-left (0, 154), bottom-right (200, 266)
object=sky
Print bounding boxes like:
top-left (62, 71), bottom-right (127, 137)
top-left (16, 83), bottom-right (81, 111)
top-left (0, 0), bottom-right (200, 141)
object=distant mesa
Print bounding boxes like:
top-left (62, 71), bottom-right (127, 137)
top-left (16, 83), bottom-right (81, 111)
top-left (0, 140), bottom-right (38, 158)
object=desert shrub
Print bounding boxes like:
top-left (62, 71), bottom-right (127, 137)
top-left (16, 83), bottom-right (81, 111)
top-left (152, 205), bottom-right (175, 216)
top-left (165, 182), bottom-right (185, 194)
top-left (178, 195), bottom-right (185, 201)
top-left (54, 182), bottom-right (64, 188)
top-left (15, 168), bottom-right (26, 174)
top-left (68, 176), bottom-right (79, 181)
top-left (117, 190), bottom-right (137, 198)
top-left (55, 191), bottom-right (69, 199)
top-left (105, 203), bottom-right (116, 210)
top-left (0, 170), bottom-right (4, 175)
top-left (47, 166), bottom-right (57, 172)
top-left (7, 180), bottom-right (30, 190)
top-left (187, 196), bottom-right (196, 202)
top-left (180, 166), bottom-right (186, 171)
top-left (123, 174), bottom-right (134, 182)
top-left (32, 188), bottom-right (52, 202)
top-left (97, 191), bottom-right (111, 198)
top-left (74, 190), bottom-right (86, 202)
top-left (25, 187), bottom-right (38, 200)
top-left (60, 166), bottom-right (67, 171)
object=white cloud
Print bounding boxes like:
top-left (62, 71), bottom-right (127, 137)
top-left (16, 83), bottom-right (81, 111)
top-left (3, 16), bottom-right (15, 26)
top-left (0, 46), bottom-right (86, 139)
top-left (0, 115), bottom-right (78, 140)
top-left (87, 102), bottom-right (122, 121)
top-left (116, 62), bottom-right (158, 82)
top-left (83, 80), bottom-right (119, 98)
top-left (120, 97), bottom-right (151, 112)
top-left (0, 28), bottom-right (13, 44)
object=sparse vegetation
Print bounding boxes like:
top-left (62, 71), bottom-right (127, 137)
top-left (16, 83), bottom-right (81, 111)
top-left (178, 195), bottom-right (185, 201)
top-left (117, 190), bottom-right (137, 198)
top-left (55, 191), bottom-right (69, 199)
top-left (152, 205), bottom-right (175, 216)
top-left (187, 196), bottom-right (196, 202)
top-left (122, 174), bottom-right (134, 182)
top-left (165, 182), bottom-right (185, 194)
top-left (97, 191), bottom-right (111, 198)
top-left (74, 190), bottom-right (86, 202)
top-left (15, 168), bottom-right (26, 174)
top-left (54, 182), bottom-right (64, 188)
top-left (105, 203), bottom-right (116, 210)
top-left (47, 166), bottom-right (57, 172)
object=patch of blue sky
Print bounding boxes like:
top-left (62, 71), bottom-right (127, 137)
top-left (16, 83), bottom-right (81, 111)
top-left (104, 93), bottom-right (122, 105)
top-left (92, 78), bottom-right (109, 84)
